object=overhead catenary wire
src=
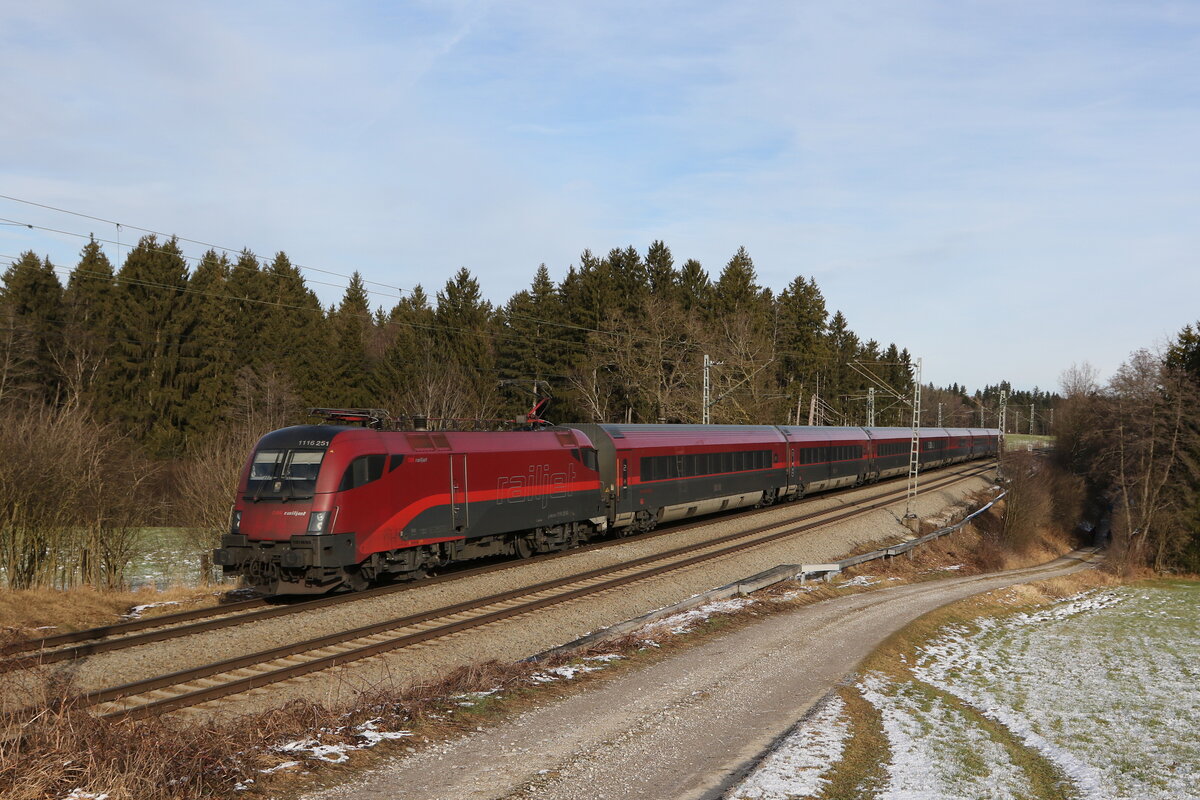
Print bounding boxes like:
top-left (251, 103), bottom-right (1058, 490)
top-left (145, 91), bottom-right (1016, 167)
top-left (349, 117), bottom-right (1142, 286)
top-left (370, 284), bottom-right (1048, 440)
top-left (2, 224), bottom-right (903, 373)
top-left (0, 201), bottom-right (948, 400)
top-left (0, 197), bottom-right (906, 367)
top-left (1, 218), bottom-right (726, 355)
top-left (0, 193), bottom-right (409, 296)
top-left (0, 219), bottom-right (396, 301)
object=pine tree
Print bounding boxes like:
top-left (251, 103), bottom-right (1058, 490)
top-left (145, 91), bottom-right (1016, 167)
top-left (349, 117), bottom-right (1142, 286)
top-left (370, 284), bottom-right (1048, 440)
top-left (559, 249), bottom-right (613, 340)
top-left (435, 267), bottom-right (496, 406)
top-left (328, 272), bottom-right (375, 408)
top-left (65, 237), bottom-right (115, 327)
top-left (226, 249), bottom-right (267, 370)
top-left (259, 251), bottom-right (330, 407)
top-left (645, 240), bottom-right (677, 301)
top-left (882, 343), bottom-right (909, 400)
top-left (823, 310), bottom-right (860, 417)
top-left (776, 275), bottom-right (829, 396)
top-left (0, 251), bottom-right (64, 405)
top-left (496, 264), bottom-right (569, 416)
top-left (710, 246), bottom-right (764, 318)
top-left (603, 245), bottom-right (650, 315)
top-left (376, 285), bottom-right (435, 408)
top-left (178, 250), bottom-right (236, 439)
top-left (678, 258), bottom-right (710, 312)
top-left (104, 234), bottom-right (189, 453)
top-left (61, 237), bottom-right (116, 408)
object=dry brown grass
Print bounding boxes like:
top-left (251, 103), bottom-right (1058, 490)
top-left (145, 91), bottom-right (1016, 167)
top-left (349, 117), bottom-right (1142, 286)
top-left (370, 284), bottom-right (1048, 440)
top-left (1, 633), bottom-right (689, 800)
top-left (0, 482), bottom-right (1104, 798)
top-left (817, 566), bottom-right (1127, 800)
top-left (816, 495), bottom-right (1080, 592)
top-left (0, 585), bottom-right (220, 638)
top-left (814, 687), bottom-right (889, 800)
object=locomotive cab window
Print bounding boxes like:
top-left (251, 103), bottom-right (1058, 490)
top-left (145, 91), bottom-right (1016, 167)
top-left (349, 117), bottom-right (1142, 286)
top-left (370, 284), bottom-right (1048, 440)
top-left (339, 454), bottom-right (386, 491)
top-left (251, 450), bottom-right (285, 480)
top-left (245, 448), bottom-right (326, 500)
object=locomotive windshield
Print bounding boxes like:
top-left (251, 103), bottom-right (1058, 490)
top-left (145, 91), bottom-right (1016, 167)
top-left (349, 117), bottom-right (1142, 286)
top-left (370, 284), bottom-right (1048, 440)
top-left (245, 448), bottom-right (325, 501)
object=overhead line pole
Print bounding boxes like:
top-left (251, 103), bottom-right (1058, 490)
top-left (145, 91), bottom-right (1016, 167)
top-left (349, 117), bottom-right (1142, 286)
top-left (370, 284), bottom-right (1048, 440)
top-left (702, 355), bottom-right (720, 424)
top-left (905, 357), bottom-right (922, 520)
top-left (998, 390), bottom-right (1008, 478)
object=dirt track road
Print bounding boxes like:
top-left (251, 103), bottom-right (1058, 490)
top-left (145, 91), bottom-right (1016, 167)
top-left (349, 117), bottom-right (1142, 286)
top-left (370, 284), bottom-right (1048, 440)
top-left (303, 550), bottom-right (1099, 800)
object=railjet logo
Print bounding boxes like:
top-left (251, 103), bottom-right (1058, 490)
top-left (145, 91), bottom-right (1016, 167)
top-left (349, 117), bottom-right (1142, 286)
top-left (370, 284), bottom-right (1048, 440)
top-left (497, 463), bottom-right (576, 508)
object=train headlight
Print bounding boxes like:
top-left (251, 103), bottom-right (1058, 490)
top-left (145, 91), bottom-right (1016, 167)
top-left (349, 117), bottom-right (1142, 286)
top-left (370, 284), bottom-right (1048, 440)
top-left (308, 511), bottom-right (329, 533)
top-left (231, 509), bottom-right (241, 534)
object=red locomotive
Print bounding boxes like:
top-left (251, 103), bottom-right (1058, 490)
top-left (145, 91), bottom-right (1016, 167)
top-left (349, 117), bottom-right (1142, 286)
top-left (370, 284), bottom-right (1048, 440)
top-left (213, 410), bottom-right (999, 594)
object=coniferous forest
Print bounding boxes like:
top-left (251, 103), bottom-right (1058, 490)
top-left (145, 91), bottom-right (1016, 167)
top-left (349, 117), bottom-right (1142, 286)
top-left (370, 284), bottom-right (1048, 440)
top-left (3, 236), bottom-right (1044, 441)
top-left (0, 234), bottom-right (1151, 589)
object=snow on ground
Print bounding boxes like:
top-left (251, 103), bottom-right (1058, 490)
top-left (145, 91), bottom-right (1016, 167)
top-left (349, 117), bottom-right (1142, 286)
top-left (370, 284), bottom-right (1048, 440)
top-left (726, 695), bottom-right (850, 800)
top-left (858, 672), bottom-right (1033, 800)
top-left (640, 597), bottom-right (757, 635)
top-left (273, 721), bottom-right (413, 765)
top-left (914, 585), bottom-right (1200, 800)
top-left (727, 583), bottom-right (1199, 800)
top-left (121, 600), bottom-right (180, 618)
top-left (530, 663), bottom-right (602, 683)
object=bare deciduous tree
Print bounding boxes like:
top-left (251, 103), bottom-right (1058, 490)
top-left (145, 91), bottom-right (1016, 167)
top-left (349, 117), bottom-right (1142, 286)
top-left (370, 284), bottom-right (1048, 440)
top-left (0, 405), bottom-right (158, 588)
top-left (1083, 350), bottom-right (1200, 572)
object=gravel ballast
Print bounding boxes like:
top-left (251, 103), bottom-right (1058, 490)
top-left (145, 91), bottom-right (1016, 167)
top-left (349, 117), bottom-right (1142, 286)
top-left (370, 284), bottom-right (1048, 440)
top-left (5, 467), bottom-right (992, 715)
top-left (185, 468), bottom-right (994, 718)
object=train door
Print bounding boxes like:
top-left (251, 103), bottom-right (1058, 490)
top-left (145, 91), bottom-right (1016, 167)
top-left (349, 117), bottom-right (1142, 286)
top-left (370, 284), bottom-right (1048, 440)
top-left (449, 454), bottom-right (469, 532)
top-left (617, 456), bottom-right (632, 516)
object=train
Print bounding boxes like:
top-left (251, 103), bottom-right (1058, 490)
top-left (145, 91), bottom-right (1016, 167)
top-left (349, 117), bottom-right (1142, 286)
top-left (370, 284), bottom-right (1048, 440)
top-left (213, 409), bottom-right (999, 594)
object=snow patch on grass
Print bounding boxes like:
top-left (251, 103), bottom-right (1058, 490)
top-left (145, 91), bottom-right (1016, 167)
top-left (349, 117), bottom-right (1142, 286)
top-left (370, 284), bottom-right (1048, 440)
top-left (121, 600), bottom-right (180, 618)
top-left (271, 721), bottom-right (413, 768)
top-left (839, 575), bottom-right (879, 588)
top-left (641, 597), bottom-right (756, 635)
top-left (858, 672), bottom-right (1033, 800)
top-left (913, 585), bottom-right (1200, 800)
top-left (727, 695), bottom-right (849, 800)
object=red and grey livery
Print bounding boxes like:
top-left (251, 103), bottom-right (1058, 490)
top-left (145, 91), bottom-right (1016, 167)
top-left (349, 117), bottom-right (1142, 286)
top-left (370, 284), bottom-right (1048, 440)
top-left (214, 422), bottom-right (999, 594)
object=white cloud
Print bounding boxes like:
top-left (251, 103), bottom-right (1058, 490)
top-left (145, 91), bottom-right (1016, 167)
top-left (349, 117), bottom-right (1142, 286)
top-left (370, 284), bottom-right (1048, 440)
top-left (1, 1), bottom-right (1197, 389)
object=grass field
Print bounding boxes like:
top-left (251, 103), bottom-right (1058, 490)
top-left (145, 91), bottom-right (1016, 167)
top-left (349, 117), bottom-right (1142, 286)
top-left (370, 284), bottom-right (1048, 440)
top-left (1004, 433), bottom-right (1054, 451)
top-left (731, 578), bottom-right (1200, 800)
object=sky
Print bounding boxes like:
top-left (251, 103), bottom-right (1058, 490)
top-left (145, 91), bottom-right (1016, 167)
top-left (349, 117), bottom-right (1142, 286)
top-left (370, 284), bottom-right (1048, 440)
top-left (1, 1), bottom-right (1197, 392)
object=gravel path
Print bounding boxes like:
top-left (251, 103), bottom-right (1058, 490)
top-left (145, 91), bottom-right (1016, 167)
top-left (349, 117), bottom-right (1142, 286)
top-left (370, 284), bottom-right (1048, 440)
top-left (299, 549), bottom-right (1098, 800)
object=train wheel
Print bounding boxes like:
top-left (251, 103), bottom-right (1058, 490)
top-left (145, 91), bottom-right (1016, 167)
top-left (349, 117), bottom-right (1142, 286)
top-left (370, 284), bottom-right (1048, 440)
top-left (514, 535), bottom-right (536, 559)
top-left (756, 489), bottom-right (778, 508)
top-left (343, 566), bottom-right (370, 592)
top-left (633, 510), bottom-right (657, 533)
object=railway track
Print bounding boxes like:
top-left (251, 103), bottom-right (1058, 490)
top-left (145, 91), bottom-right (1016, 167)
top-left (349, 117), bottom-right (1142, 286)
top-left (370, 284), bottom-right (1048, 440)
top-left (55, 464), bottom-right (992, 722)
top-left (0, 462), bottom-right (992, 673)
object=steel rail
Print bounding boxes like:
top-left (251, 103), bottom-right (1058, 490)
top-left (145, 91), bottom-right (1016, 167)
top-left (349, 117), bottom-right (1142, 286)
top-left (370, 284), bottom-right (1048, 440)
top-left (2, 461), bottom-right (994, 670)
top-left (0, 597), bottom-right (268, 656)
top-left (86, 465), bottom-right (991, 721)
